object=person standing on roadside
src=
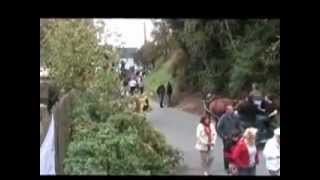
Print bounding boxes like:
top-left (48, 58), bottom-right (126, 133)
top-left (195, 116), bottom-right (217, 176)
top-left (249, 83), bottom-right (263, 101)
top-left (156, 84), bottom-right (166, 108)
top-left (217, 105), bottom-right (244, 174)
top-left (129, 78), bottom-right (137, 96)
top-left (263, 128), bottom-right (280, 176)
top-left (229, 127), bottom-right (259, 176)
top-left (260, 95), bottom-right (279, 129)
top-left (137, 74), bottom-right (144, 94)
top-left (166, 82), bottom-right (173, 107)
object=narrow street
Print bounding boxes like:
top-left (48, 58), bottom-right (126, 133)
top-left (41, 18), bottom-right (280, 176)
top-left (146, 100), bottom-right (269, 175)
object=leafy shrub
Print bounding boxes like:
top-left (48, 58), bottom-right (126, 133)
top-left (64, 93), bottom-right (183, 175)
top-left (64, 68), bottom-right (182, 175)
top-left (42, 19), bottom-right (183, 175)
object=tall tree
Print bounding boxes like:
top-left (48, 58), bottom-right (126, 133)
top-left (41, 19), bottom-right (116, 92)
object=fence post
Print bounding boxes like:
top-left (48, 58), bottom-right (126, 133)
top-left (53, 92), bottom-right (74, 174)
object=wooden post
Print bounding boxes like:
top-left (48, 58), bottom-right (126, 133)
top-left (53, 92), bottom-right (74, 174)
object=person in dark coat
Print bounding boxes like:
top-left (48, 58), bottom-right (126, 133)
top-left (166, 82), bottom-right (173, 107)
top-left (157, 84), bottom-right (166, 108)
top-left (255, 95), bottom-right (279, 143)
top-left (237, 96), bottom-right (263, 129)
top-left (260, 95), bottom-right (278, 122)
top-left (217, 105), bottom-right (244, 174)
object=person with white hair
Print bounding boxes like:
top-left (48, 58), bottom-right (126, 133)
top-left (229, 127), bottom-right (259, 175)
top-left (263, 128), bottom-right (280, 176)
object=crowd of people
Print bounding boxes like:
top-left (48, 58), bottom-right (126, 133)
top-left (121, 70), bottom-right (145, 97)
top-left (119, 68), bottom-right (152, 113)
top-left (195, 83), bottom-right (280, 176)
top-left (120, 66), bottom-right (279, 176)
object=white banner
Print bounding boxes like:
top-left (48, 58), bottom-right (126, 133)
top-left (40, 114), bottom-right (56, 175)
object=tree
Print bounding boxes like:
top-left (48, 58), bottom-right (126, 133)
top-left (151, 20), bottom-right (172, 57)
top-left (135, 42), bottom-right (158, 68)
top-left (41, 19), bottom-right (115, 92)
top-left (41, 19), bottom-right (183, 175)
top-left (155, 19), bottom-right (280, 97)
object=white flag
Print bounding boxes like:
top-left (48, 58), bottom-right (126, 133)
top-left (40, 114), bottom-right (56, 175)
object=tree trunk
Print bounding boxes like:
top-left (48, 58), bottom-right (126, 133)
top-left (224, 20), bottom-right (236, 50)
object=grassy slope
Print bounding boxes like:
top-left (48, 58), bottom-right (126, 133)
top-left (145, 61), bottom-right (173, 96)
top-left (145, 59), bottom-right (175, 98)
top-left (144, 49), bottom-right (186, 101)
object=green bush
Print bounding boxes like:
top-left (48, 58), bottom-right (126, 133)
top-left (41, 19), bottom-right (183, 175)
top-left (64, 67), bottom-right (182, 175)
top-left (64, 92), bottom-right (183, 175)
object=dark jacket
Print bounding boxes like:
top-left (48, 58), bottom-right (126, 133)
top-left (166, 82), bottom-right (173, 95)
top-left (157, 85), bottom-right (165, 96)
top-left (238, 101), bottom-right (262, 126)
top-left (261, 100), bottom-right (277, 115)
top-left (217, 112), bottom-right (243, 140)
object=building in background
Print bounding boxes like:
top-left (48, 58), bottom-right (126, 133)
top-left (118, 47), bottom-right (142, 71)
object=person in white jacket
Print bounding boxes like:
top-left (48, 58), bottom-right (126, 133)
top-left (263, 128), bottom-right (280, 176)
top-left (128, 79), bottom-right (137, 95)
top-left (195, 116), bottom-right (217, 176)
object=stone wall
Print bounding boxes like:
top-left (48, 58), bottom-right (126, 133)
top-left (40, 78), bottom-right (74, 174)
top-left (40, 79), bottom-right (50, 145)
top-left (52, 92), bottom-right (74, 174)
top-left (40, 79), bottom-right (50, 105)
top-left (40, 104), bottom-right (49, 145)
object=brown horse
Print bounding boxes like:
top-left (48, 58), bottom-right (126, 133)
top-left (206, 97), bottom-right (239, 122)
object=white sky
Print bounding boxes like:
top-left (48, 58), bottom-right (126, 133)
top-left (94, 19), bottom-right (156, 48)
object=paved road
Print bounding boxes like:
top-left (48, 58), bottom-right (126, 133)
top-left (146, 100), bottom-right (269, 176)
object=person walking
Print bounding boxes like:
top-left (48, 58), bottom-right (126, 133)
top-left (156, 84), bottom-right (166, 108)
top-left (237, 96), bottom-right (261, 129)
top-left (254, 94), bottom-right (278, 142)
top-left (195, 116), bottom-right (217, 176)
top-left (229, 127), bottom-right (259, 176)
top-left (166, 82), bottom-right (173, 107)
top-left (249, 83), bottom-right (264, 117)
top-left (249, 83), bottom-right (262, 100)
top-left (137, 75), bottom-right (144, 94)
top-left (129, 78), bottom-right (137, 96)
top-left (263, 128), bottom-right (280, 176)
top-left (260, 95), bottom-right (278, 128)
top-left (217, 105), bottom-right (244, 174)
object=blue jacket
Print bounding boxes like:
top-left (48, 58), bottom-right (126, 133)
top-left (217, 112), bottom-right (244, 140)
